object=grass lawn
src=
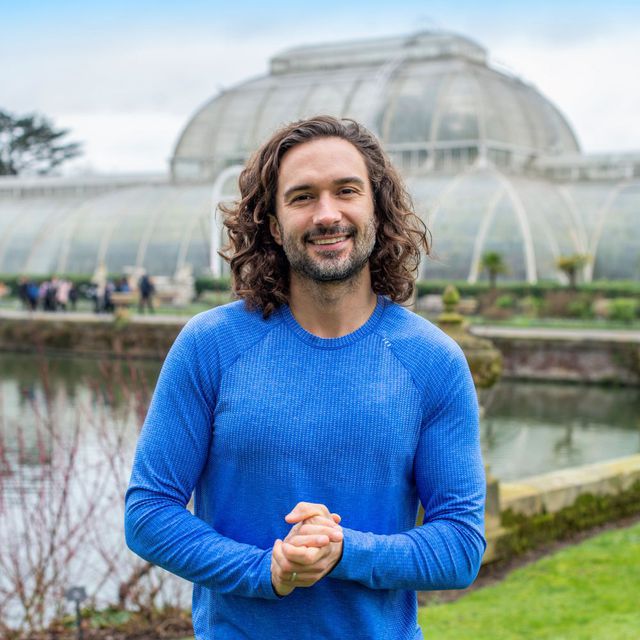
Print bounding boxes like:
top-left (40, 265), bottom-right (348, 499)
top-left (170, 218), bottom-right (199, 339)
top-left (418, 520), bottom-right (640, 640)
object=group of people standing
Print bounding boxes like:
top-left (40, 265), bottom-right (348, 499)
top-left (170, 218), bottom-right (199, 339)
top-left (18, 276), bottom-right (78, 312)
top-left (89, 273), bottom-right (155, 314)
top-left (15, 273), bottom-right (155, 314)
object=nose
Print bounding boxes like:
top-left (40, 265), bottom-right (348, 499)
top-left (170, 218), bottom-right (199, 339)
top-left (312, 193), bottom-right (342, 227)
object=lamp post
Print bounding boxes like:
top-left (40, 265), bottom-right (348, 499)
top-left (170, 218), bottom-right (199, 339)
top-left (64, 586), bottom-right (87, 640)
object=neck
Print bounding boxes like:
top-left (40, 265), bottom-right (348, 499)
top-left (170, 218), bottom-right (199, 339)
top-left (288, 268), bottom-right (377, 338)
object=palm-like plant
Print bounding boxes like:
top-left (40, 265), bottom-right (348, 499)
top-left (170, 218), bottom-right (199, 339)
top-left (480, 251), bottom-right (508, 290)
top-left (556, 254), bottom-right (590, 289)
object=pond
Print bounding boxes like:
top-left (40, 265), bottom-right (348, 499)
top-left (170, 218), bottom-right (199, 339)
top-left (0, 352), bottom-right (638, 629)
top-left (479, 381), bottom-right (640, 480)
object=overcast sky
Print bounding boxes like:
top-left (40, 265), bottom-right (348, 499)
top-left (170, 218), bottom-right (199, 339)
top-left (3, 0), bottom-right (639, 174)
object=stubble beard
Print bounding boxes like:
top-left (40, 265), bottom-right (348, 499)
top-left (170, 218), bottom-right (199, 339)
top-left (279, 218), bottom-right (377, 284)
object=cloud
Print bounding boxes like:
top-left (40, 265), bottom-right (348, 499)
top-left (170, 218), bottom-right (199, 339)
top-left (57, 111), bottom-right (184, 174)
top-left (3, 3), bottom-right (639, 172)
top-left (493, 32), bottom-right (640, 152)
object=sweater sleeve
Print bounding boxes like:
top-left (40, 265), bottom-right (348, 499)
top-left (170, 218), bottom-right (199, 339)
top-left (124, 319), bottom-right (278, 600)
top-left (330, 348), bottom-right (486, 590)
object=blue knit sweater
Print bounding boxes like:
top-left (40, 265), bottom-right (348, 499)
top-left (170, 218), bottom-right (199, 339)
top-left (125, 296), bottom-right (486, 639)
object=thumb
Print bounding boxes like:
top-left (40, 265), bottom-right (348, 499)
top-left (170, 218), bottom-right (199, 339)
top-left (285, 502), bottom-right (327, 524)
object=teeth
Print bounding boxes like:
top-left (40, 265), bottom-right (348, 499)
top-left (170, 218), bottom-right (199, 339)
top-left (311, 236), bottom-right (347, 245)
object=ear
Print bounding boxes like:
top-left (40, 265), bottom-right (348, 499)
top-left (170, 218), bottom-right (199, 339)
top-left (268, 214), bottom-right (283, 245)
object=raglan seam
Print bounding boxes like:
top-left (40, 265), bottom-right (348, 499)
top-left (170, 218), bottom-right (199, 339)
top-left (192, 311), bottom-right (285, 407)
top-left (374, 327), bottom-right (457, 430)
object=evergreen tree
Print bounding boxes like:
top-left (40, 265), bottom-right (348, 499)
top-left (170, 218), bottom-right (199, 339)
top-left (0, 109), bottom-right (82, 176)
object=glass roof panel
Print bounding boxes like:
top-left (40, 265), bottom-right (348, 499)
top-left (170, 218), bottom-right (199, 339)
top-left (23, 197), bottom-right (89, 274)
top-left (435, 73), bottom-right (480, 142)
top-left (144, 186), bottom-right (210, 276)
top-left (249, 82), bottom-right (311, 148)
top-left (214, 88), bottom-right (270, 158)
top-left (592, 184), bottom-right (640, 279)
top-left (382, 67), bottom-right (445, 144)
top-left (0, 198), bottom-right (79, 273)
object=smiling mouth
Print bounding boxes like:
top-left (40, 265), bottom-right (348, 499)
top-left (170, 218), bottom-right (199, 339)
top-left (308, 235), bottom-right (350, 246)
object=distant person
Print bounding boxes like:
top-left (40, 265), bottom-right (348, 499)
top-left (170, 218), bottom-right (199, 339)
top-left (68, 283), bottom-right (79, 311)
top-left (88, 284), bottom-right (101, 313)
top-left (116, 277), bottom-right (131, 293)
top-left (56, 278), bottom-right (72, 311)
top-left (103, 280), bottom-right (115, 313)
top-left (26, 281), bottom-right (39, 311)
top-left (17, 277), bottom-right (30, 309)
top-left (41, 279), bottom-right (58, 312)
top-left (138, 273), bottom-right (155, 313)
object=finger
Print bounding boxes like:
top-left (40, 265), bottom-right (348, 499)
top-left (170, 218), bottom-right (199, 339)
top-left (285, 502), bottom-right (331, 524)
top-left (299, 515), bottom-right (339, 528)
top-left (275, 540), bottom-right (323, 572)
top-left (282, 519), bottom-right (327, 544)
top-left (272, 539), bottom-right (295, 575)
top-left (295, 523), bottom-right (343, 542)
top-left (271, 540), bottom-right (295, 596)
top-left (285, 533), bottom-right (330, 548)
top-left (281, 541), bottom-right (324, 565)
top-left (331, 513), bottom-right (341, 524)
top-left (282, 521), bottom-right (303, 541)
top-left (298, 515), bottom-right (342, 533)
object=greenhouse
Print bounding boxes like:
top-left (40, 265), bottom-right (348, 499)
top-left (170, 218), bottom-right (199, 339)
top-left (1, 31), bottom-right (639, 281)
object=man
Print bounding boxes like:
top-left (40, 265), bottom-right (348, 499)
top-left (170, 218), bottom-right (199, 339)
top-left (138, 272), bottom-right (155, 313)
top-left (125, 116), bottom-right (486, 639)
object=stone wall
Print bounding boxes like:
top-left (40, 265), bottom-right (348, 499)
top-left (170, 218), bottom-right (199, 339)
top-left (0, 312), bottom-right (184, 360)
top-left (471, 327), bottom-right (640, 385)
top-left (3, 313), bottom-right (639, 388)
top-left (483, 454), bottom-right (640, 563)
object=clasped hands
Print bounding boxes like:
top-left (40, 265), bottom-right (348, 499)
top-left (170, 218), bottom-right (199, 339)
top-left (271, 502), bottom-right (343, 597)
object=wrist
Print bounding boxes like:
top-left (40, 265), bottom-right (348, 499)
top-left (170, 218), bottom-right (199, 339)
top-left (326, 541), bottom-right (344, 576)
top-left (271, 578), bottom-right (292, 598)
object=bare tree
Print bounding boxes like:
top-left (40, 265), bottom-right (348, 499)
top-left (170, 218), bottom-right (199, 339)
top-left (0, 360), bottom-right (190, 637)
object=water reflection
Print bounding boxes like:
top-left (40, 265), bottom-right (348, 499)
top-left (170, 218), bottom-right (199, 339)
top-left (0, 353), bottom-right (185, 631)
top-left (480, 382), bottom-right (640, 480)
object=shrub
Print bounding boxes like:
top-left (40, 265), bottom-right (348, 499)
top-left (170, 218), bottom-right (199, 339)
top-left (495, 294), bottom-right (515, 309)
top-left (566, 296), bottom-right (593, 319)
top-left (518, 295), bottom-right (541, 318)
top-left (608, 298), bottom-right (638, 323)
top-left (194, 276), bottom-right (231, 297)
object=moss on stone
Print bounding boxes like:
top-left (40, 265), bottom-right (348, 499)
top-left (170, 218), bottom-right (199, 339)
top-left (497, 480), bottom-right (640, 559)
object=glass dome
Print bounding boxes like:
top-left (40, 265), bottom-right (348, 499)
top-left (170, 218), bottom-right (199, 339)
top-left (171, 31), bottom-right (580, 183)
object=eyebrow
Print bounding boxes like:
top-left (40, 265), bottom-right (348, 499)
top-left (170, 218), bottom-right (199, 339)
top-left (283, 176), bottom-right (366, 200)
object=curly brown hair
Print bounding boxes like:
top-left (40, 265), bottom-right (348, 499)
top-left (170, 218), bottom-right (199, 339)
top-left (219, 115), bottom-right (430, 318)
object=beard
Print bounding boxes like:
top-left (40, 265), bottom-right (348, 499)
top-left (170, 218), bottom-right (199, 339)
top-left (278, 219), bottom-right (377, 283)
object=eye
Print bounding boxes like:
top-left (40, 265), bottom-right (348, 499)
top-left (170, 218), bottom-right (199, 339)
top-left (338, 187), bottom-right (358, 196)
top-left (290, 193), bottom-right (313, 203)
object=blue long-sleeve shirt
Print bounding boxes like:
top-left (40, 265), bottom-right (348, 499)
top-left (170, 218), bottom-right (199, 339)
top-left (125, 296), bottom-right (486, 639)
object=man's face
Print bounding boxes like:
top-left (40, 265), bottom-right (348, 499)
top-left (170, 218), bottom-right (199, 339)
top-left (270, 136), bottom-right (377, 283)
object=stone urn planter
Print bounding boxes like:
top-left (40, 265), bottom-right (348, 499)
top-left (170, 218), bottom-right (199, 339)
top-left (436, 285), bottom-right (504, 550)
top-left (437, 285), bottom-right (502, 390)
